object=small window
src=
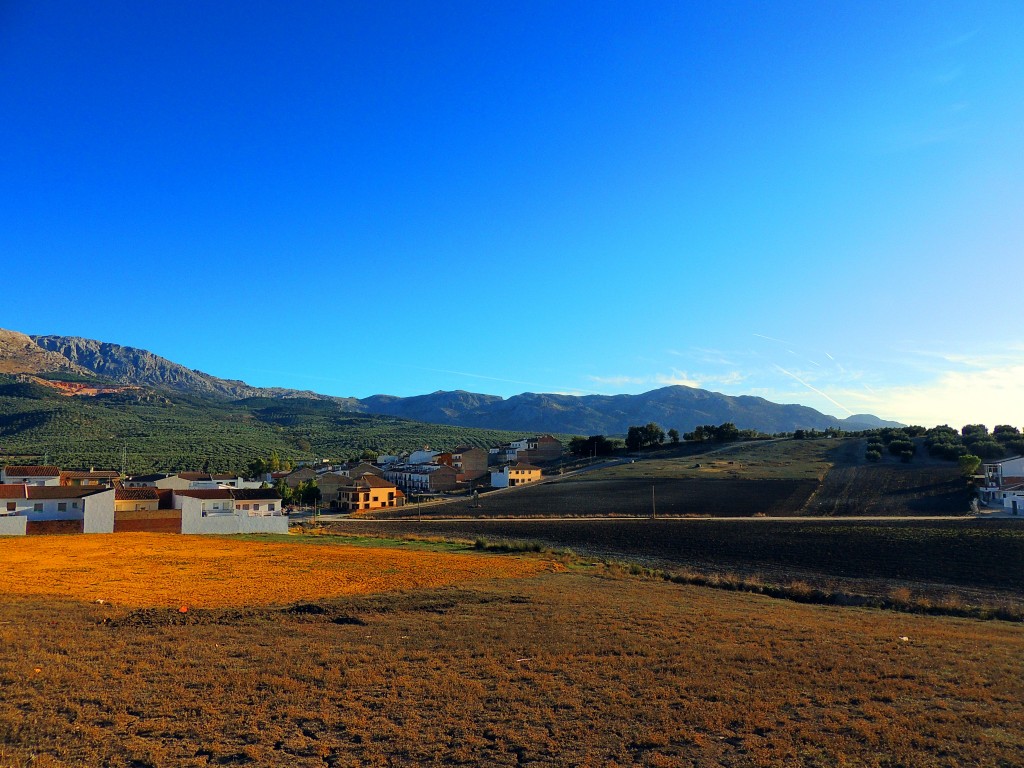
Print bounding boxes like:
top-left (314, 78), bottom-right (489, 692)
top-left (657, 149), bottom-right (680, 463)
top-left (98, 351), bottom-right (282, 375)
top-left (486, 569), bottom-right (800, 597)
top-left (57, 502), bottom-right (67, 512)
top-left (33, 503), bottom-right (43, 512)
top-left (5, 502), bottom-right (14, 512)
top-left (72, 501), bottom-right (79, 509)
top-left (269, 503), bottom-right (275, 512)
top-left (253, 504), bottom-right (260, 511)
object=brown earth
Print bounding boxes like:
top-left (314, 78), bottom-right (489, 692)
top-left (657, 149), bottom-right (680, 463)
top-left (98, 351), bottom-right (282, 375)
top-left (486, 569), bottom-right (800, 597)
top-left (0, 569), bottom-right (1021, 767)
top-left (0, 533), bottom-right (559, 608)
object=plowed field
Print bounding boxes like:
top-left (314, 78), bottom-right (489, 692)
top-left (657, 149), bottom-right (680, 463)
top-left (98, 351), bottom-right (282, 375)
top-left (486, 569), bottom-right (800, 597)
top-left (0, 533), bottom-right (558, 608)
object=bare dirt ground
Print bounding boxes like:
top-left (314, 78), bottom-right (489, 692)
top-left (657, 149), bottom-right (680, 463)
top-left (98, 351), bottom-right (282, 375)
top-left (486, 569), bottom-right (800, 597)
top-left (0, 567), bottom-right (1021, 767)
top-left (0, 533), bottom-right (557, 608)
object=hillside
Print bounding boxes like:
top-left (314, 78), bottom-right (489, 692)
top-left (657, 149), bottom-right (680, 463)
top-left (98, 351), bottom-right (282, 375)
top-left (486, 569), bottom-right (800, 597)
top-left (0, 376), bottom-right (554, 473)
top-left (30, 334), bottom-right (357, 403)
top-left (0, 329), bottom-right (94, 377)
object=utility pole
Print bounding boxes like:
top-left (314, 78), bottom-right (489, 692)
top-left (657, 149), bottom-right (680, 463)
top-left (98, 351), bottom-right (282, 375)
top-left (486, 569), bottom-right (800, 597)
top-left (651, 485), bottom-right (656, 519)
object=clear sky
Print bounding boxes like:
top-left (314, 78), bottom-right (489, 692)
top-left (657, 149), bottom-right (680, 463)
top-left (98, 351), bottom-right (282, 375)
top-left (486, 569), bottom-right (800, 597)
top-left (2, 2), bottom-right (1022, 427)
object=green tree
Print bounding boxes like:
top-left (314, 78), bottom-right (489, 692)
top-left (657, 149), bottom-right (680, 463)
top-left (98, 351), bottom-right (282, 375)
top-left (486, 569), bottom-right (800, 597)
top-left (268, 450), bottom-right (282, 472)
top-left (625, 426), bottom-right (644, 451)
top-left (643, 422), bottom-right (665, 446)
top-left (247, 456), bottom-right (268, 479)
top-left (715, 422), bottom-right (739, 442)
top-left (958, 454), bottom-right (982, 477)
top-left (667, 428), bottom-right (680, 445)
top-left (993, 425), bottom-right (1021, 443)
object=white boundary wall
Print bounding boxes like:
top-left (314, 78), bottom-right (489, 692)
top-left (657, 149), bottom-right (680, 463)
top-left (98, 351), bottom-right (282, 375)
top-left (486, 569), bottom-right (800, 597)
top-left (83, 489), bottom-right (115, 533)
top-left (0, 516), bottom-right (27, 536)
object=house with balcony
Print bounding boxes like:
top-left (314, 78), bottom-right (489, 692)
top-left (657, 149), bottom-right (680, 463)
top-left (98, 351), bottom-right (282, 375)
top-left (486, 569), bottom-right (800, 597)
top-left (978, 456), bottom-right (1024, 506)
top-left (174, 488), bottom-right (287, 534)
top-left (489, 435), bottom-right (563, 466)
top-left (336, 473), bottom-right (404, 512)
top-left (450, 446), bottom-right (488, 481)
top-left (383, 463), bottom-right (459, 493)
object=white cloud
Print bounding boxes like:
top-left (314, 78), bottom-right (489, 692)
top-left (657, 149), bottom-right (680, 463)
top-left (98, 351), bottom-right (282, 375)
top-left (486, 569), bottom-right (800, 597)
top-left (837, 365), bottom-right (1024, 427)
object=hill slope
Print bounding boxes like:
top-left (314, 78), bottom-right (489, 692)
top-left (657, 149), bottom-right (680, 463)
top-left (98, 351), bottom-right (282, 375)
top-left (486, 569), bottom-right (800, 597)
top-left (0, 329), bottom-right (94, 377)
top-left (0, 376), bottom-right (552, 473)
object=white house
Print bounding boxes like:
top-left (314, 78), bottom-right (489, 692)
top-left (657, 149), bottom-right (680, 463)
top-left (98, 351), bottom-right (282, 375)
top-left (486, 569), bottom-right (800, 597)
top-left (490, 463), bottom-right (543, 489)
top-left (1001, 485), bottom-right (1024, 516)
top-left (1, 465), bottom-right (62, 486)
top-left (0, 485), bottom-right (114, 534)
top-left (174, 488), bottom-right (287, 535)
top-left (978, 456), bottom-right (1024, 505)
top-left (407, 449), bottom-right (440, 465)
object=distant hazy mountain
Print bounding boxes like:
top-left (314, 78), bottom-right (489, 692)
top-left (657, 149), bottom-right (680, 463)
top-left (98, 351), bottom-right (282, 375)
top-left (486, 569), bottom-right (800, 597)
top-left (359, 387), bottom-right (903, 435)
top-left (15, 329), bottom-right (902, 435)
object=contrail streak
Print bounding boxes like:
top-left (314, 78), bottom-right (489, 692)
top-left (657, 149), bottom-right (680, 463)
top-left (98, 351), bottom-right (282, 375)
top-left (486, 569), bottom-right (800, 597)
top-left (774, 365), bottom-right (855, 415)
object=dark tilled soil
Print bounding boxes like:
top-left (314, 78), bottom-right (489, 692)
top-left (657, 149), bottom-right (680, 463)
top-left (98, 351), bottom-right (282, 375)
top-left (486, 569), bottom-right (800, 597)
top-left (330, 518), bottom-right (1024, 598)
top-left (807, 439), bottom-right (971, 515)
top-left (390, 477), bottom-right (819, 518)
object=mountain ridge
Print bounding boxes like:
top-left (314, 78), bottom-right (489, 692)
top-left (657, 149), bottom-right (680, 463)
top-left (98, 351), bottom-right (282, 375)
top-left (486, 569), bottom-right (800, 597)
top-left (10, 330), bottom-right (903, 435)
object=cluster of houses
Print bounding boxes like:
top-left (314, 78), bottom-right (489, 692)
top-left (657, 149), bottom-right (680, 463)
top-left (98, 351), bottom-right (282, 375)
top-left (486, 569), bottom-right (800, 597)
top-left (0, 435), bottom-right (563, 534)
top-left (0, 465), bottom-right (287, 536)
top-left (977, 456), bottom-right (1024, 515)
top-left (282, 435), bottom-right (560, 512)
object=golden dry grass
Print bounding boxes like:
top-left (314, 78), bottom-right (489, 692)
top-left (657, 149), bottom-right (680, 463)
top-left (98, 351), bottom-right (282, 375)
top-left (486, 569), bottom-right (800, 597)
top-left (0, 533), bottom-right (559, 608)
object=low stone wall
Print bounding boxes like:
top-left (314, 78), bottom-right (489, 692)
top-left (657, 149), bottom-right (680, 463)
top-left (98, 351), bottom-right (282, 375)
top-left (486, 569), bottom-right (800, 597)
top-left (26, 520), bottom-right (84, 535)
top-left (114, 509), bottom-right (183, 533)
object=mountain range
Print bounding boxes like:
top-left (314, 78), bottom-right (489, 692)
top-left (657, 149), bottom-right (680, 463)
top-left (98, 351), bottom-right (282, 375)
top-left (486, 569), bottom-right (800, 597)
top-left (6, 328), bottom-right (901, 435)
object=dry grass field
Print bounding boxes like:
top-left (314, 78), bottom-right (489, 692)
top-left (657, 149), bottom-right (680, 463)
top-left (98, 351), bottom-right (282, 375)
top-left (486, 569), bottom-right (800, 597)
top-left (0, 539), bottom-right (1022, 767)
top-left (589, 439), bottom-right (835, 482)
top-left (0, 533), bottom-right (557, 608)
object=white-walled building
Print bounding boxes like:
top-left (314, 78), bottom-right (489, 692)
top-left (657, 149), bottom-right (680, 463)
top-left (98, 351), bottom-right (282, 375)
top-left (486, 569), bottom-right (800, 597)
top-left (979, 456), bottom-right (1024, 506)
top-left (490, 463), bottom-right (543, 488)
top-left (1, 465), bottom-right (61, 486)
top-left (0, 484), bottom-right (114, 534)
top-left (173, 488), bottom-right (287, 535)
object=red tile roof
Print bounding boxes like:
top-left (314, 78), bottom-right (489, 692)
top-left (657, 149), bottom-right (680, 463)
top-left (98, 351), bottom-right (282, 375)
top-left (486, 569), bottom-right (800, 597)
top-left (3, 465), bottom-right (61, 477)
top-left (231, 488), bottom-right (283, 501)
top-left (348, 474), bottom-right (397, 490)
top-left (510, 462), bottom-right (541, 471)
top-left (115, 488), bottom-right (160, 501)
top-left (60, 470), bottom-right (120, 480)
top-left (26, 487), bottom-right (107, 500)
top-left (0, 484), bottom-right (27, 499)
top-left (175, 489), bottom-right (233, 500)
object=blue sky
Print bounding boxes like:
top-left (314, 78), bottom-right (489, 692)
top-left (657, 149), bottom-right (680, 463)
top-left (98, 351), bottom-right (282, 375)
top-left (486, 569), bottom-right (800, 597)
top-left (2, 1), bottom-right (1022, 427)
